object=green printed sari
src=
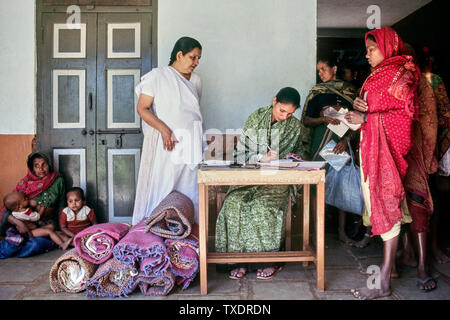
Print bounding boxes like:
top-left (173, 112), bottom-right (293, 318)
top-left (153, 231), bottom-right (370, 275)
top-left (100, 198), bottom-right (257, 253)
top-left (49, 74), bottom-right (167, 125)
top-left (215, 105), bottom-right (303, 253)
top-left (300, 80), bottom-right (358, 160)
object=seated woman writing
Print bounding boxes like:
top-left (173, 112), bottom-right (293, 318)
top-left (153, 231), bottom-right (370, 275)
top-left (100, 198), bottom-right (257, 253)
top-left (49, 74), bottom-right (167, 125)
top-left (215, 87), bottom-right (304, 280)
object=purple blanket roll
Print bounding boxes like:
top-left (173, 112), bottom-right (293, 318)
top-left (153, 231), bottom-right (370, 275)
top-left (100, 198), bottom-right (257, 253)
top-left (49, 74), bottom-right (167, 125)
top-left (164, 224), bottom-right (199, 290)
top-left (130, 271), bottom-right (175, 296)
top-left (113, 219), bottom-right (171, 275)
top-left (85, 257), bottom-right (138, 298)
top-left (145, 190), bottom-right (195, 239)
top-left (74, 222), bottom-right (130, 264)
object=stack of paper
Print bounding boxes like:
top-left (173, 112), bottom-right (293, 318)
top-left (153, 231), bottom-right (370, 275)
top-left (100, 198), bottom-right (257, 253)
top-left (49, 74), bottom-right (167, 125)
top-left (324, 107), bottom-right (361, 138)
top-left (257, 159), bottom-right (326, 170)
top-left (201, 160), bottom-right (232, 167)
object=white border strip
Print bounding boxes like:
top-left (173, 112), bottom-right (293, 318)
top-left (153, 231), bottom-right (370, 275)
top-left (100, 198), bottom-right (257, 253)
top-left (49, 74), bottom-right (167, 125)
top-left (107, 148), bottom-right (141, 222)
top-left (107, 69), bottom-right (141, 129)
top-left (52, 69), bottom-right (86, 129)
top-left (107, 23), bottom-right (141, 58)
top-left (53, 148), bottom-right (87, 193)
top-left (53, 23), bottom-right (86, 58)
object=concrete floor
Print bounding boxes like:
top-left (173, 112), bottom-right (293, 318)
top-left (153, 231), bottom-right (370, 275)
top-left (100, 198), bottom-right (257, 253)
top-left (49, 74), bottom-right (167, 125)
top-left (0, 231), bottom-right (449, 301)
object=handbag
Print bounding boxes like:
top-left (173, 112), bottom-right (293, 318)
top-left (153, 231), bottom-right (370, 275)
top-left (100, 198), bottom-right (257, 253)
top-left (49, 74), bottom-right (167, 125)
top-left (325, 139), bottom-right (363, 215)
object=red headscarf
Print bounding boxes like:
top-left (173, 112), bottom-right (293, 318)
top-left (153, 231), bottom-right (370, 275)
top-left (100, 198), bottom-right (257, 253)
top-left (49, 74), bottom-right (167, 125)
top-left (360, 27), bottom-right (421, 236)
top-left (0, 152), bottom-right (58, 234)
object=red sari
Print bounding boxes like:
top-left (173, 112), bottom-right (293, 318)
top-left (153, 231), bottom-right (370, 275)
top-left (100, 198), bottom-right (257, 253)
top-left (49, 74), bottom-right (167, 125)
top-left (360, 27), bottom-right (421, 236)
top-left (404, 77), bottom-right (438, 233)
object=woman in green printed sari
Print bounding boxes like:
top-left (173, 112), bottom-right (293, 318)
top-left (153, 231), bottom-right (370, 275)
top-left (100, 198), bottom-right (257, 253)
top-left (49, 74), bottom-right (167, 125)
top-left (215, 87), bottom-right (304, 280)
top-left (300, 55), bottom-right (359, 161)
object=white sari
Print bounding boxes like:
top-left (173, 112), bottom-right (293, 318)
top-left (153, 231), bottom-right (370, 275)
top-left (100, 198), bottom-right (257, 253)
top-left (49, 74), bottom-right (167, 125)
top-left (132, 66), bottom-right (203, 225)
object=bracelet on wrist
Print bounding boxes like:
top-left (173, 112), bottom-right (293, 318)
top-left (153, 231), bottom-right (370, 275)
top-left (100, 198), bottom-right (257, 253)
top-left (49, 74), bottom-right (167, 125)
top-left (363, 114), bottom-right (367, 123)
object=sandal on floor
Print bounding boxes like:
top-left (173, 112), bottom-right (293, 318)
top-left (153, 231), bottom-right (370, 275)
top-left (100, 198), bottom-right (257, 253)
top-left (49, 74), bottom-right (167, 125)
top-left (416, 277), bottom-right (437, 292)
top-left (256, 266), bottom-right (283, 280)
top-left (229, 268), bottom-right (247, 280)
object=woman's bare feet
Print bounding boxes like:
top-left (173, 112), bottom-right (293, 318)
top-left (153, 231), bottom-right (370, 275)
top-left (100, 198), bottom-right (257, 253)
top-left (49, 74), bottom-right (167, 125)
top-left (351, 234), bottom-right (371, 248)
top-left (351, 287), bottom-right (392, 300)
top-left (339, 232), bottom-right (356, 246)
top-left (431, 246), bottom-right (450, 264)
top-left (61, 237), bottom-right (72, 250)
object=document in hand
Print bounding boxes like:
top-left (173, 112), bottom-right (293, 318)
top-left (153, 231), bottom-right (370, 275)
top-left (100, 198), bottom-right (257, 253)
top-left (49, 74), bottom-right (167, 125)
top-left (324, 107), bottom-right (361, 138)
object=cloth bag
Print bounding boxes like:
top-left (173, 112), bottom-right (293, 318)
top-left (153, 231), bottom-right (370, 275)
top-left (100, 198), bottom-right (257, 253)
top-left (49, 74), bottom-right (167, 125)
top-left (325, 139), bottom-right (363, 215)
top-left (319, 140), bottom-right (351, 172)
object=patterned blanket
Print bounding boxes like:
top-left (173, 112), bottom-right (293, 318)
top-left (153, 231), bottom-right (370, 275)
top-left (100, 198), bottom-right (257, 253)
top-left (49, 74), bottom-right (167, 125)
top-left (49, 248), bottom-right (97, 293)
top-left (164, 224), bottom-right (200, 290)
top-left (113, 219), bottom-right (171, 276)
top-left (85, 257), bottom-right (138, 298)
top-left (130, 271), bottom-right (175, 296)
top-left (74, 222), bottom-right (130, 264)
top-left (145, 191), bottom-right (195, 239)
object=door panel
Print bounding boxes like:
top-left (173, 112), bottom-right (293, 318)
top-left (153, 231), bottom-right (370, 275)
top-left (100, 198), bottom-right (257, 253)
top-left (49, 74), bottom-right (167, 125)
top-left (96, 13), bottom-right (151, 222)
top-left (38, 10), bottom-right (152, 223)
top-left (38, 12), bottom-right (97, 213)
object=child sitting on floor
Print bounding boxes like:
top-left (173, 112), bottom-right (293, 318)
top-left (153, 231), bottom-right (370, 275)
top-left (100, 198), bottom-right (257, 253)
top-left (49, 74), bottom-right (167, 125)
top-left (60, 187), bottom-right (97, 239)
top-left (3, 191), bottom-right (72, 250)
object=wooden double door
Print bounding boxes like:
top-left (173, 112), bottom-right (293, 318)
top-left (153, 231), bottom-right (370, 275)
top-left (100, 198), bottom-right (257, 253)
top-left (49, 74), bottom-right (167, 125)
top-left (36, 6), bottom-right (154, 223)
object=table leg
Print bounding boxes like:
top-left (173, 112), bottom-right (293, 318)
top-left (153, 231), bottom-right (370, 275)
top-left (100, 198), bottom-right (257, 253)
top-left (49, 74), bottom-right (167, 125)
top-left (303, 184), bottom-right (310, 267)
top-left (316, 181), bottom-right (325, 291)
top-left (199, 183), bottom-right (208, 295)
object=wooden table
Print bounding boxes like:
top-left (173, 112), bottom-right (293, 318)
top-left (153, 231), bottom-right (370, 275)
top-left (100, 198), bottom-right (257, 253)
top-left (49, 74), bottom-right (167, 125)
top-left (198, 167), bottom-right (326, 294)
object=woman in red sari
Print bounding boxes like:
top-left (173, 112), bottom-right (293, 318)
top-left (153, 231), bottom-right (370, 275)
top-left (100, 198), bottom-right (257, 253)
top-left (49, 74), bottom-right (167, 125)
top-left (345, 27), bottom-right (421, 299)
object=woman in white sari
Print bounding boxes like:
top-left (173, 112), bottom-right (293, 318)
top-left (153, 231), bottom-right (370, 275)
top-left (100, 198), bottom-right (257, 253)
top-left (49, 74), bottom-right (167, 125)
top-left (132, 37), bottom-right (203, 225)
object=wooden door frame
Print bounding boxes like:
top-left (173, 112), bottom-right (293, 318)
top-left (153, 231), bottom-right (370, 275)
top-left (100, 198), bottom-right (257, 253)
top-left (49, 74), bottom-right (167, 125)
top-left (36, 0), bottom-right (157, 152)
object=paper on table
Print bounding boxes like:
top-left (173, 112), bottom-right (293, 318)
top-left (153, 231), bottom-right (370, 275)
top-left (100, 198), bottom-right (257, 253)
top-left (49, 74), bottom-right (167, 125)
top-left (258, 160), bottom-right (326, 170)
top-left (201, 160), bottom-right (232, 167)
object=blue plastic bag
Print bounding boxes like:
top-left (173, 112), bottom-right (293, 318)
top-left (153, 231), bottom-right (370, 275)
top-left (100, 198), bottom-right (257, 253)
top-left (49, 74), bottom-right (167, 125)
top-left (17, 236), bottom-right (55, 258)
top-left (325, 139), bottom-right (363, 215)
top-left (0, 239), bottom-right (22, 259)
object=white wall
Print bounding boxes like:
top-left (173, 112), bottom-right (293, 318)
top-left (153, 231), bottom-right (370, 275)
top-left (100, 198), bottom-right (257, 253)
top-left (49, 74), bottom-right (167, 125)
top-left (0, 0), bottom-right (36, 134)
top-left (158, 0), bottom-right (317, 132)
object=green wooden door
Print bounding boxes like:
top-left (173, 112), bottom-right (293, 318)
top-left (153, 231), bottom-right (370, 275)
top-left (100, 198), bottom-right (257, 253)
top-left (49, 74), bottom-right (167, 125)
top-left (37, 6), bottom-right (154, 223)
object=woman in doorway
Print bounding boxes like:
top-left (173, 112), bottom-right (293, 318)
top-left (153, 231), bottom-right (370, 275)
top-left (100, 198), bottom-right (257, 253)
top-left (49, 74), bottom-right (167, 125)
top-left (215, 87), bottom-right (304, 280)
top-left (300, 54), bottom-right (358, 161)
top-left (300, 55), bottom-right (362, 246)
top-left (132, 36), bottom-right (204, 225)
top-left (345, 27), bottom-right (421, 299)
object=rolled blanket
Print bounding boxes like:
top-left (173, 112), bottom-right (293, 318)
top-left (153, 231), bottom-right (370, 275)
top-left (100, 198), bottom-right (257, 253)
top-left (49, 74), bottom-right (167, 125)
top-left (85, 257), bottom-right (138, 298)
top-left (131, 271), bottom-right (175, 296)
top-left (113, 219), bottom-right (171, 275)
top-left (164, 224), bottom-right (199, 290)
top-left (145, 191), bottom-right (195, 239)
top-left (49, 248), bottom-right (97, 293)
top-left (74, 222), bottom-right (130, 264)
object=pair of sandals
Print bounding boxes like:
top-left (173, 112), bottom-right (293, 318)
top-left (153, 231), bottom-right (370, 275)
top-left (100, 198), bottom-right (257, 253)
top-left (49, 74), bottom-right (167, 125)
top-left (229, 266), bottom-right (282, 280)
